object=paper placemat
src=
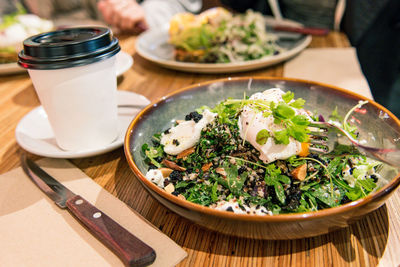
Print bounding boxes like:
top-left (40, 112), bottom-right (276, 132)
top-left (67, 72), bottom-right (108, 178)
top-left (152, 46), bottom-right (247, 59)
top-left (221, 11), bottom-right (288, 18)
top-left (284, 47), bottom-right (373, 99)
top-left (0, 158), bottom-right (187, 266)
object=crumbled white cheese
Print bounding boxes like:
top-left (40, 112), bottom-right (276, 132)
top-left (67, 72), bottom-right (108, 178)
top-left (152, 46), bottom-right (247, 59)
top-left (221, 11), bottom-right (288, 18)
top-left (212, 199), bottom-right (272, 215)
top-left (246, 204), bottom-right (273, 215)
top-left (342, 159), bottom-right (382, 188)
top-left (213, 199), bottom-right (247, 214)
top-left (342, 165), bottom-right (356, 187)
top-left (145, 169), bottom-right (165, 188)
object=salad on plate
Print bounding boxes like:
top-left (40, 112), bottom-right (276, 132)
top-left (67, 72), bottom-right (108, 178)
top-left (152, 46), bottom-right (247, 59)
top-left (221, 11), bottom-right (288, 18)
top-left (0, 5), bottom-right (53, 64)
top-left (142, 88), bottom-right (390, 215)
top-left (168, 8), bottom-right (281, 63)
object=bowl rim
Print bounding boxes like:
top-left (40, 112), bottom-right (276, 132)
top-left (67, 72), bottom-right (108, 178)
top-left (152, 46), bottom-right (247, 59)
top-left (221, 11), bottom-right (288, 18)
top-left (124, 76), bottom-right (400, 222)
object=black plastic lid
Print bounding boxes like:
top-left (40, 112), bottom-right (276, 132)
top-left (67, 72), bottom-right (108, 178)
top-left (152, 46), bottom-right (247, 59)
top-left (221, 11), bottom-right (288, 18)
top-left (18, 27), bottom-right (120, 70)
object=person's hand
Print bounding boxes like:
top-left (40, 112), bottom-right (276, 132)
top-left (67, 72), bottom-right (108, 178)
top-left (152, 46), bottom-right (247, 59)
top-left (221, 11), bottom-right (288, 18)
top-left (97, 0), bottom-right (149, 34)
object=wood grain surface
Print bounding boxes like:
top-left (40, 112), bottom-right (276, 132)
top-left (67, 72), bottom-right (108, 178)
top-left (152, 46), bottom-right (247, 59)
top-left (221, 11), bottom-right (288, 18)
top-left (1, 32), bottom-right (399, 266)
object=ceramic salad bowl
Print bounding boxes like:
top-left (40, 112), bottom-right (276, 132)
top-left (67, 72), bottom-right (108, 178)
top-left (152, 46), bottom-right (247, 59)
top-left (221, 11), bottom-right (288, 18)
top-left (124, 77), bottom-right (400, 240)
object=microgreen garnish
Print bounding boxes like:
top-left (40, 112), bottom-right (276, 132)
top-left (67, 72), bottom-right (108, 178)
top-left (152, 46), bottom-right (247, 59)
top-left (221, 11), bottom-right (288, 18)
top-left (216, 91), bottom-right (310, 145)
top-left (343, 100), bottom-right (368, 138)
top-left (256, 129), bottom-right (270, 145)
top-left (329, 107), bottom-right (342, 121)
top-left (242, 113), bottom-right (256, 146)
top-left (227, 156), bottom-right (266, 169)
top-left (270, 101), bottom-right (310, 144)
top-left (282, 91), bottom-right (294, 103)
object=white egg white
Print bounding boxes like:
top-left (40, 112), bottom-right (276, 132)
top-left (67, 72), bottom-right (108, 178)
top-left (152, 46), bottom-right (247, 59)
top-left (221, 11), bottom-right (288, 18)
top-left (238, 88), bottom-right (304, 164)
top-left (161, 109), bottom-right (217, 155)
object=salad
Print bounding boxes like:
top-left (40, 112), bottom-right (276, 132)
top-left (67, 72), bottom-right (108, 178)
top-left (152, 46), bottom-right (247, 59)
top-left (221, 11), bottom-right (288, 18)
top-left (142, 88), bottom-right (387, 215)
top-left (168, 8), bottom-right (281, 63)
top-left (0, 5), bottom-right (53, 64)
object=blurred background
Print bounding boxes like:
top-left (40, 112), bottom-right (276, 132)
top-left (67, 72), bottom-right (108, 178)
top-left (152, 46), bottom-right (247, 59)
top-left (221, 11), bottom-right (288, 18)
top-left (1, 0), bottom-right (399, 117)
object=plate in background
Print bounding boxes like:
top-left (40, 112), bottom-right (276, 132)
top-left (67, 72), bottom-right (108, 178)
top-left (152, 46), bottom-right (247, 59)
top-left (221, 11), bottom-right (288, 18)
top-left (136, 17), bottom-right (311, 73)
top-left (116, 51), bottom-right (133, 76)
top-left (0, 62), bottom-right (25, 75)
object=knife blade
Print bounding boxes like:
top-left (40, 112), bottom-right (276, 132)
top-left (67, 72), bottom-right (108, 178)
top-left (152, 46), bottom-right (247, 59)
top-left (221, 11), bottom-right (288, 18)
top-left (21, 155), bottom-right (156, 267)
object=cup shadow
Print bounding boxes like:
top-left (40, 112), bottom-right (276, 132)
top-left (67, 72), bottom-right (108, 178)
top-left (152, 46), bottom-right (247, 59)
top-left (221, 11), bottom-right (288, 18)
top-left (12, 83), bottom-right (39, 108)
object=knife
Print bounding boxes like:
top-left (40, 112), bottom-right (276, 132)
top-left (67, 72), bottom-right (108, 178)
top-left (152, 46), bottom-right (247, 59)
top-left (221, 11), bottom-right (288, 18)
top-left (21, 155), bottom-right (156, 267)
top-left (272, 25), bottom-right (329, 36)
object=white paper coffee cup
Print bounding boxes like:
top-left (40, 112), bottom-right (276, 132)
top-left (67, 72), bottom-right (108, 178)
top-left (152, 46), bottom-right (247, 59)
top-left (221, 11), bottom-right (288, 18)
top-left (18, 27), bottom-right (121, 151)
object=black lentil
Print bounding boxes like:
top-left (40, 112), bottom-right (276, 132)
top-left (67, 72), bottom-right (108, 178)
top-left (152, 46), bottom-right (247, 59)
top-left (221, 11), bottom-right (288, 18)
top-left (169, 170), bottom-right (183, 182)
top-left (226, 206), bottom-right (234, 212)
top-left (185, 111), bottom-right (203, 122)
top-left (238, 166), bottom-right (247, 175)
top-left (172, 139), bottom-right (180, 146)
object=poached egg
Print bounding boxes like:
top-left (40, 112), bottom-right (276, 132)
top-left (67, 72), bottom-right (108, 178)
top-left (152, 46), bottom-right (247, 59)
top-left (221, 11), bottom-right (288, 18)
top-left (161, 109), bottom-right (217, 155)
top-left (238, 88), bottom-right (309, 164)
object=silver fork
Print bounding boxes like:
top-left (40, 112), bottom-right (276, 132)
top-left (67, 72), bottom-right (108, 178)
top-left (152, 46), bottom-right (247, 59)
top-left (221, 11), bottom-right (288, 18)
top-left (308, 121), bottom-right (400, 167)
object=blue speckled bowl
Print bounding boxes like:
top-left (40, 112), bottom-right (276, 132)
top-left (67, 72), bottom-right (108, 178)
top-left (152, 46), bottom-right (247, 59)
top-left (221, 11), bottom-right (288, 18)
top-left (124, 77), bottom-right (400, 240)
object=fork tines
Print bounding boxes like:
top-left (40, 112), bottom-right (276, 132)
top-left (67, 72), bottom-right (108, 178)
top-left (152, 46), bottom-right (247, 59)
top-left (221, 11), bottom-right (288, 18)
top-left (308, 144), bottom-right (329, 154)
top-left (307, 122), bottom-right (330, 153)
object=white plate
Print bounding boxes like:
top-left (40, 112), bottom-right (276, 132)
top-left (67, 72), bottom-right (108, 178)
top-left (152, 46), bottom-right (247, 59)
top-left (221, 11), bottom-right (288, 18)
top-left (116, 51), bottom-right (134, 76)
top-left (0, 51), bottom-right (133, 76)
top-left (136, 17), bottom-right (311, 74)
top-left (0, 62), bottom-right (25, 75)
top-left (15, 90), bottom-right (150, 158)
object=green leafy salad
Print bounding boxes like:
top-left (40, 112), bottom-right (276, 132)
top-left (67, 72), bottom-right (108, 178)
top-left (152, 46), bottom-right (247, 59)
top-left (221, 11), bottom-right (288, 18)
top-left (0, 4), bottom-right (53, 64)
top-left (142, 88), bottom-right (387, 215)
top-left (169, 8), bottom-right (280, 63)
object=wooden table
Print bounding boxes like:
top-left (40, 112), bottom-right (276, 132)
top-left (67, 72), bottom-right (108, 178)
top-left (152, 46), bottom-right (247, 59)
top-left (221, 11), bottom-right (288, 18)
top-left (1, 32), bottom-right (399, 266)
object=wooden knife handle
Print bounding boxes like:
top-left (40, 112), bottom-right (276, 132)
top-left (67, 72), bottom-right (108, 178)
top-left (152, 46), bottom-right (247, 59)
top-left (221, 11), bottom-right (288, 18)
top-left (66, 195), bottom-right (156, 267)
top-left (273, 25), bottom-right (329, 36)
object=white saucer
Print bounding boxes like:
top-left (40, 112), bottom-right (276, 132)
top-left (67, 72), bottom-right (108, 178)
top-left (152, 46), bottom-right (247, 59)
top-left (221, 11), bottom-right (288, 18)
top-left (116, 51), bottom-right (133, 76)
top-left (15, 91), bottom-right (150, 158)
